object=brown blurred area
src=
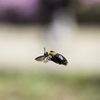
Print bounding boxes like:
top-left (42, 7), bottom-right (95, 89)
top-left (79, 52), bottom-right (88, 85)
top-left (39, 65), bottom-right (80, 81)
top-left (0, 0), bottom-right (100, 100)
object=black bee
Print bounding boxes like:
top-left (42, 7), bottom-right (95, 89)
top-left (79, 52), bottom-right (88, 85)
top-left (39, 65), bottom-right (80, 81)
top-left (35, 48), bottom-right (68, 66)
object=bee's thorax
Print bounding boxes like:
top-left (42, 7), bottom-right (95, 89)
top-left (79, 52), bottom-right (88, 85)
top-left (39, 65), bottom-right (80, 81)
top-left (48, 51), bottom-right (57, 56)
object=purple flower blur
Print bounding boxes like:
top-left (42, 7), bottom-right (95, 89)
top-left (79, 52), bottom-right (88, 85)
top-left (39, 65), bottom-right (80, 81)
top-left (0, 0), bottom-right (41, 21)
top-left (0, 0), bottom-right (68, 23)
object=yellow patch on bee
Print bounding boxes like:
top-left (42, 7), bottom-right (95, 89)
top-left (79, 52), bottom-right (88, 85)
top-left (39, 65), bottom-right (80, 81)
top-left (48, 51), bottom-right (57, 56)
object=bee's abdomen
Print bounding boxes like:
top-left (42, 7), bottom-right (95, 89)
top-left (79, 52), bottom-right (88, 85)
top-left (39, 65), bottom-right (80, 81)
top-left (51, 54), bottom-right (68, 66)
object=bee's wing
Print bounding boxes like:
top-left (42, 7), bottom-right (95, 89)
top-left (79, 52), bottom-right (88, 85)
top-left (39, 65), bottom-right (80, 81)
top-left (35, 55), bottom-right (52, 63)
top-left (47, 55), bottom-right (52, 60)
top-left (43, 55), bottom-right (52, 63)
top-left (35, 55), bottom-right (45, 62)
top-left (43, 57), bottom-right (49, 63)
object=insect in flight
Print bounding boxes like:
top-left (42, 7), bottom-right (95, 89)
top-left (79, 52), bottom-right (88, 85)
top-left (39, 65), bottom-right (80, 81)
top-left (35, 48), bottom-right (68, 66)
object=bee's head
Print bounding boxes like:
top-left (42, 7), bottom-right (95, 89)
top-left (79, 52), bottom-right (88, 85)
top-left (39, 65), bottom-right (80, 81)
top-left (44, 52), bottom-right (48, 57)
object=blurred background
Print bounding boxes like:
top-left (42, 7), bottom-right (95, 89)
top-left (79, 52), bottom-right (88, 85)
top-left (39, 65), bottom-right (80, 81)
top-left (0, 0), bottom-right (100, 100)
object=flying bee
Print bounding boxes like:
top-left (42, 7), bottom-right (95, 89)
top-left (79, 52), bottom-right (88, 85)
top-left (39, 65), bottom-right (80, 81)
top-left (35, 48), bottom-right (68, 66)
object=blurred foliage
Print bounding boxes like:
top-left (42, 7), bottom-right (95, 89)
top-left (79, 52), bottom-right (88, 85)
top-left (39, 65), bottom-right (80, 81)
top-left (70, 0), bottom-right (100, 23)
top-left (0, 71), bottom-right (100, 100)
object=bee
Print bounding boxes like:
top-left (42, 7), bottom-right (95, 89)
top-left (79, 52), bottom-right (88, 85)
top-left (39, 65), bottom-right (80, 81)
top-left (35, 48), bottom-right (68, 66)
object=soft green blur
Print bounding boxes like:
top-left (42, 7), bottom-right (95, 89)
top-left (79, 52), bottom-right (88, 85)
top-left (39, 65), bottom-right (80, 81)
top-left (0, 71), bottom-right (100, 100)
